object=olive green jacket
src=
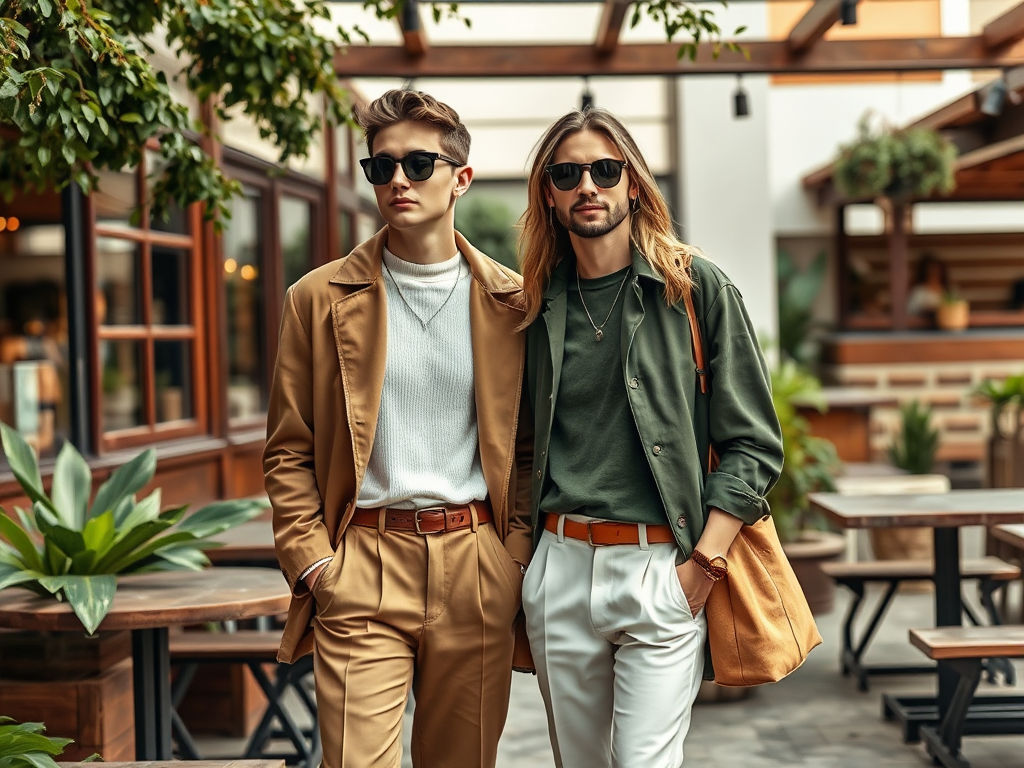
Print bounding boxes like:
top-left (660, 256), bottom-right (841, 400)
top-left (525, 250), bottom-right (784, 554)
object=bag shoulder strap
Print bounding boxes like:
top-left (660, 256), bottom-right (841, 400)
top-left (681, 287), bottom-right (708, 395)
top-left (681, 282), bottom-right (719, 473)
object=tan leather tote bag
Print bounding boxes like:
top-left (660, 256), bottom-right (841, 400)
top-left (682, 288), bottom-right (822, 687)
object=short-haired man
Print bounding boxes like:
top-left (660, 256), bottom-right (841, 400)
top-left (265, 89), bottom-right (532, 768)
top-left (517, 108), bottom-right (784, 768)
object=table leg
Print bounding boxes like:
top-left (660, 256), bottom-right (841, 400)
top-left (132, 627), bottom-right (172, 760)
top-left (933, 526), bottom-right (962, 718)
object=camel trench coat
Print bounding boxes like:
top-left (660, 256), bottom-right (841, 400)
top-left (264, 226), bottom-right (534, 664)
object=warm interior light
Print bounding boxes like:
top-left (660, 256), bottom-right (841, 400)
top-left (240, 264), bottom-right (258, 281)
top-left (7, 217), bottom-right (19, 232)
top-left (0, 217), bottom-right (6, 233)
top-left (224, 257), bottom-right (238, 274)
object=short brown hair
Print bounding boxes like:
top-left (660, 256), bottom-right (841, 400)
top-left (356, 90), bottom-right (471, 165)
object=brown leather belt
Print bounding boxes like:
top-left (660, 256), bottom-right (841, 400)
top-left (351, 501), bottom-right (493, 535)
top-left (544, 514), bottom-right (676, 546)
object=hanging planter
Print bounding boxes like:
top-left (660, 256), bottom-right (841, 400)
top-left (834, 114), bottom-right (958, 202)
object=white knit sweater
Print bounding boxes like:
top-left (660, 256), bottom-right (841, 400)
top-left (356, 247), bottom-right (487, 509)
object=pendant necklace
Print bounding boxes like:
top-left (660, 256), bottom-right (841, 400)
top-left (382, 256), bottom-right (463, 329)
top-left (576, 264), bottom-right (630, 342)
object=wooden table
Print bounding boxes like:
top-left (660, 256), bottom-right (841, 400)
top-left (0, 568), bottom-right (290, 761)
top-left (809, 489), bottom-right (1024, 741)
top-left (992, 523), bottom-right (1024, 551)
top-left (207, 520), bottom-right (277, 565)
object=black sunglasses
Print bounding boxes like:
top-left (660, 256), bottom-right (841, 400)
top-left (359, 151), bottom-right (464, 185)
top-left (544, 159), bottom-right (628, 191)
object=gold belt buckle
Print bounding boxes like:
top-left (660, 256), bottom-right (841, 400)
top-left (414, 507), bottom-right (447, 535)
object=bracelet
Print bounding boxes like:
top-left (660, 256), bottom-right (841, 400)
top-left (690, 549), bottom-right (728, 582)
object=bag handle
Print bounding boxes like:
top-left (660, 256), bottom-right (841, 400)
top-left (681, 285), bottom-right (720, 474)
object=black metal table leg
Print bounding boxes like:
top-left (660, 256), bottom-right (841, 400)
top-left (132, 627), bottom-right (173, 759)
top-left (934, 527), bottom-right (963, 718)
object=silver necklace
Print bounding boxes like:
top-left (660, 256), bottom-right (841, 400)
top-left (382, 256), bottom-right (463, 329)
top-left (575, 264), bottom-right (630, 342)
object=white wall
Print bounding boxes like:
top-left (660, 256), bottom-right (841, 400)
top-left (675, 4), bottom-right (777, 339)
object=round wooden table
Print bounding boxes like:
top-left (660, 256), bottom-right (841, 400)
top-left (207, 520), bottom-right (277, 565)
top-left (0, 567), bottom-right (290, 761)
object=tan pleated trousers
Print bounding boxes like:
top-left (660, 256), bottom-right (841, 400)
top-left (311, 516), bottom-right (523, 768)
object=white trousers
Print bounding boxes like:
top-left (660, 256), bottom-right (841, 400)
top-left (522, 523), bottom-right (707, 768)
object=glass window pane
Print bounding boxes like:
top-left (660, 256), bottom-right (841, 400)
top-left (339, 210), bottom-right (353, 256)
top-left (223, 191), bottom-right (268, 421)
top-left (280, 196), bottom-right (313, 289)
top-left (94, 169), bottom-right (138, 229)
top-left (0, 210), bottom-right (70, 463)
top-left (155, 340), bottom-right (193, 423)
top-left (147, 150), bottom-right (190, 235)
top-left (151, 246), bottom-right (190, 325)
top-left (335, 124), bottom-right (352, 180)
top-left (97, 238), bottom-right (142, 325)
top-left (101, 339), bottom-right (144, 431)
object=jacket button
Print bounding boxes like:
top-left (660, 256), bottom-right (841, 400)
top-left (652, 445), bottom-right (662, 455)
top-left (677, 516), bottom-right (686, 528)
top-left (536, 470), bottom-right (542, 478)
top-left (629, 377), bottom-right (639, 389)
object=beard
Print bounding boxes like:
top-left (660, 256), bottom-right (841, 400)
top-left (555, 199), bottom-right (629, 239)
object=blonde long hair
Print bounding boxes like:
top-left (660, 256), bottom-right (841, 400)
top-left (518, 108), bottom-right (694, 326)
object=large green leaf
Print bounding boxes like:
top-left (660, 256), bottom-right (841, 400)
top-left (89, 448), bottom-right (156, 520)
top-left (33, 509), bottom-right (86, 559)
top-left (59, 574), bottom-right (116, 634)
top-left (0, 731), bottom-right (71, 755)
top-left (91, 518), bottom-right (175, 573)
top-left (0, 423), bottom-right (56, 516)
top-left (14, 506), bottom-right (39, 537)
top-left (117, 488), bottom-right (162, 532)
top-left (176, 498), bottom-right (267, 538)
top-left (153, 544), bottom-right (210, 570)
top-left (50, 440), bottom-right (92, 529)
top-left (0, 564), bottom-right (43, 591)
top-left (0, 512), bottom-right (44, 573)
top-left (80, 510), bottom-right (115, 558)
top-left (42, 539), bottom-right (68, 576)
top-left (108, 530), bottom-right (199, 573)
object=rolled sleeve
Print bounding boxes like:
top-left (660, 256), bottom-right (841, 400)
top-left (704, 284), bottom-right (784, 526)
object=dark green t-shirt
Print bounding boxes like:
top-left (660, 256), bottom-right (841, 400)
top-left (540, 265), bottom-right (666, 525)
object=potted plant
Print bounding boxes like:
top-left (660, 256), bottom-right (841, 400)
top-left (975, 374), bottom-right (1024, 487)
top-left (0, 421), bottom-right (267, 633)
top-left (767, 361), bottom-right (844, 615)
top-left (0, 716), bottom-right (97, 766)
top-left (936, 291), bottom-right (970, 332)
top-left (870, 401), bottom-right (941, 565)
top-left (834, 114), bottom-right (957, 202)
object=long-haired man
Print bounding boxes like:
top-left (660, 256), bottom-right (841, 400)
top-left (265, 89), bottom-right (532, 768)
top-left (518, 108), bottom-right (784, 768)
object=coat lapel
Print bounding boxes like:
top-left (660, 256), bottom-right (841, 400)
top-left (330, 228), bottom-right (389, 490)
top-left (460, 232), bottom-right (527, 524)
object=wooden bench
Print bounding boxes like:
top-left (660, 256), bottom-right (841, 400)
top-left (169, 631), bottom-right (318, 768)
top-left (909, 626), bottom-right (1024, 768)
top-left (822, 556), bottom-right (1020, 691)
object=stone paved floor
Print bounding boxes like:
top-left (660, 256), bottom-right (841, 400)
top-left (196, 580), bottom-right (1024, 768)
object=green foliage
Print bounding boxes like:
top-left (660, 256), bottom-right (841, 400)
top-left (766, 361), bottom-right (841, 543)
top-left (777, 249), bottom-right (827, 366)
top-left (835, 114), bottom-right (958, 202)
top-left (632, 1), bottom-right (747, 61)
top-left (0, 716), bottom-right (98, 768)
top-left (0, 422), bottom-right (267, 634)
top-left (888, 400), bottom-right (940, 475)
top-left (0, 1), bottom-right (460, 222)
top-left (975, 373), bottom-right (1024, 437)
top-left (455, 196), bottom-right (518, 272)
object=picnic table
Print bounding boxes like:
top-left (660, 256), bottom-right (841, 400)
top-left (0, 568), bottom-right (290, 760)
top-left (808, 488), bottom-right (1024, 742)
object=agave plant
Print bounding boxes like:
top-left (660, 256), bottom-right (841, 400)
top-left (0, 422), bottom-right (267, 634)
top-left (0, 716), bottom-right (97, 768)
top-left (888, 400), bottom-right (940, 475)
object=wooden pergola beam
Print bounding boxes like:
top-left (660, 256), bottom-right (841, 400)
top-left (398, 0), bottom-right (429, 57)
top-left (787, 0), bottom-right (844, 55)
top-left (335, 37), bottom-right (1024, 78)
top-left (983, 1), bottom-right (1024, 49)
top-left (595, 0), bottom-right (631, 56)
